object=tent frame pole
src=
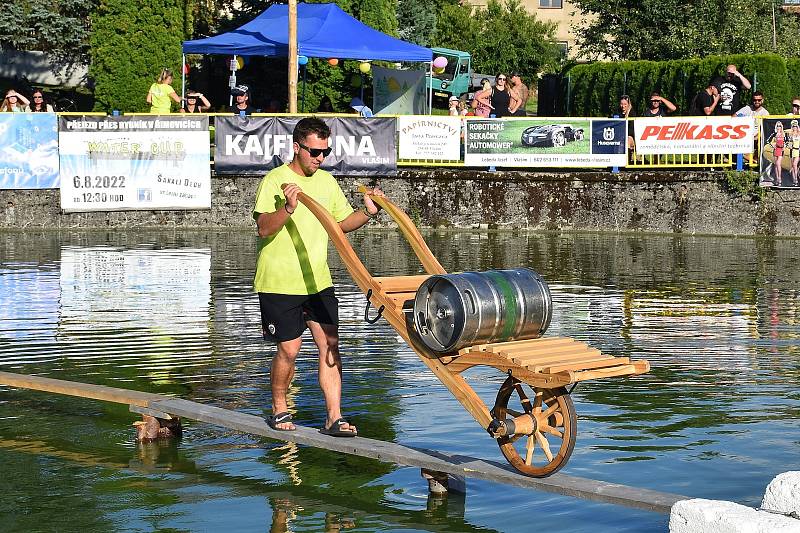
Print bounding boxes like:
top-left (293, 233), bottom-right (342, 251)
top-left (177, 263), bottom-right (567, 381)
top-left (428, 61), bottom-right (433, 114)
top-left (181, 53), bottom-right (186, 105)
top-left (288, 0), bottom-right (298, 113)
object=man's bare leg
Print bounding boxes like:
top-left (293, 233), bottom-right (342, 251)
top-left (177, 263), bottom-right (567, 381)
top-left (270, 337), bottom-right (301, 430)
top-left (308, 321), bottom-right (356, 434)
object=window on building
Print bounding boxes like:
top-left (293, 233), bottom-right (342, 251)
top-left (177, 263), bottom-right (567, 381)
top-left (557, 42), bottom-right (569, 58)
top-left (539, 0), bottom-right (563, 8)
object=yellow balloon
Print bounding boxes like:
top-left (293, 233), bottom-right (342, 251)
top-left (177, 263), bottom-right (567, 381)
top-left (236, 56), bottom-right (245, 70)
top-left (433, 66), bottom-right (445, 74)
top-left (359, 62), bottom-right (371, 74)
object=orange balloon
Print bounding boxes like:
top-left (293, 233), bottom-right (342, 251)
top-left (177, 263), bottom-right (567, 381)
top-left (328, 58), bottom-right (339, 66)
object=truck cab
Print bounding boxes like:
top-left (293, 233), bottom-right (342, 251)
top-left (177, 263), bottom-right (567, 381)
top-left (426, 47), bottom-right (473, 99)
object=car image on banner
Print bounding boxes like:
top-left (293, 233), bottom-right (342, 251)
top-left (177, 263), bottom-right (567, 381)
top-left (521, 123), bottom-right (585, 148)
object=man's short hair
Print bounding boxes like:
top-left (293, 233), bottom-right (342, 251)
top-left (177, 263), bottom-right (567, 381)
top-left (709, 76), bottom-right (725, 89)
top-left (752, 90), bottom-right (764, 98)
top-left (293, 117), bottom-right (331, 143)
top-left (649, 91), bottom-right (661, 97)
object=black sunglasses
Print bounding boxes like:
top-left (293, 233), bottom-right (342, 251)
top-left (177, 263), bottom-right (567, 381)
top-left (793, 103), bottom-right (800, 108)
top-left (298, 143), bottom-right (332, 158)
top-left (497, 77), bottom-right (506, 81)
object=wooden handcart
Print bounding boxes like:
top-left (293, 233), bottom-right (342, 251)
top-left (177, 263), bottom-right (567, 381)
top-left (298, 187), bottom-right (650, 477)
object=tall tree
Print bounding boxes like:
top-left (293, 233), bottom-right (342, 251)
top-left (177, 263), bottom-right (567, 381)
top-left (90, 0), bottom-right (191, 112)
top-left (571, 0), bottom-right (800, 61)
top-left (0, 0), bottom-right (97, 70)
top-left (432, 0), bottom-right (560, 80)
top-left (397, 0), bottom-right (436, 46)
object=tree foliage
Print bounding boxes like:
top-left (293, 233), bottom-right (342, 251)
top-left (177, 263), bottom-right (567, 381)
top-left (431, 0), bottom-right (560, 80)
top-left (90, 0), bottom-right (190, 112)
top-left (397, 0), bottom-right (437, 46)
top-left (571, 0), bottom-right (800, 61)
top-left (0, 0), bottom-right (96, 69)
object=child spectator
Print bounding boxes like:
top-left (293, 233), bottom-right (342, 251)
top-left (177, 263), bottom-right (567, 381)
top-left (1, 89), bottom-right (29, 112)
top-left (147, 69), bottom-right (181, 113)
top-left (448, 96), bottom-right (460, 116)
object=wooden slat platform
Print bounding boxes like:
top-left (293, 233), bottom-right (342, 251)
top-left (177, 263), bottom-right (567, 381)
top-left (450, 337), bottom-right (649, 385)
top-left (0, 370), bottom-right (685, 513)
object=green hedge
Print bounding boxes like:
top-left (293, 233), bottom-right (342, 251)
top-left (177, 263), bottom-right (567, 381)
top-left (90, 0), bottom-right (189, 113)
top-left (563, 54), bottom-right (792, 116)
top-left (787, 58), bottom-right (800, 100)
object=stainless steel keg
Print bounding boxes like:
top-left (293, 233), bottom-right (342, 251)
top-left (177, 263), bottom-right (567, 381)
top-left (413, 268), bottom-right (552, 354)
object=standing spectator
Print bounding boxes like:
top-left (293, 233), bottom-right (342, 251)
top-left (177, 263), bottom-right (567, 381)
top-left (508, 72), bottom-right (529, 116)
top-left (471, 78), bottom-right (493, 117)
top-left (717, 65), bottom-right (751, 116)
top-left (146, 69), bottom-right (181, 113)
top-left (457, 99), bottom-right (469, 116)
top-left (690, 79), bottom-right (721, 116)
top-left (790, 120), bottom-right (800, 186)
top-left (489, 73), bottom-right (519, 118)
top-left (1, 89), bottom-right (29, 112)
top-left (180, 90), bottom-right (210, 113)
top-left (448, 96), bottom-right (460, 116)
top-left (349, 97), bottom-right (373, 118)
top-left (644, 91), bottom-right (676, 117)
top-left (230, 85), bottom-right (256, 115)
top-left (735, 91), bottom-right (769, 117)
top-left (618, 95), bottom-right (635, 118)
top-left (791, 97), bottom-right (800, 116)
top-left (29, 90), bottom-right (54, 112)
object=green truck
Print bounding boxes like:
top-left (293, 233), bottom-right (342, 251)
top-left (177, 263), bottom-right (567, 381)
top-left (426, 47), bottom-right (494, 99)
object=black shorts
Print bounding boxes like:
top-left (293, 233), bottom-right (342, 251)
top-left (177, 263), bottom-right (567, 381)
top-left (258, 287), bottom-right (339, 342)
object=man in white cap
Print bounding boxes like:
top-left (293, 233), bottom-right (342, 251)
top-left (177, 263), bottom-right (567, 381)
top-left (349, 97), bottom-right (373, 118)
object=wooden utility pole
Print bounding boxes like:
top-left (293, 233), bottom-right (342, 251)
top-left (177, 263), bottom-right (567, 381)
top-left (288, 0), bottom-right (298, 112)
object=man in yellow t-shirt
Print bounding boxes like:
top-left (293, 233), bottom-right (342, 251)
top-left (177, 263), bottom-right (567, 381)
top-left (253, 117), bottom-right (383, 437)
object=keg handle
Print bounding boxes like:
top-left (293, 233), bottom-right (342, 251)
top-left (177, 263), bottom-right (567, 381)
top-left (364, 289), bottom-right (385, 324)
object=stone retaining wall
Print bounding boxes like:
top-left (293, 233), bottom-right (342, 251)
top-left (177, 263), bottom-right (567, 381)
top-left (2, 170), bottom-right (800, 236)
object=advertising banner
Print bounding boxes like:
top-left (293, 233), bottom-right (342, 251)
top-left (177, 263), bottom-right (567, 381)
top-left (214, 116), bottom-right (397, 175)
top-left (373, 66), bottom-right (427, 115)
top-left (0, 113), bottom-right (59, 189)
top-left (632, 116), bottom-right (756, 155)
top-left (397, 116), bottom-right (462, 160)
top-left (59, 115), bottom-right (211, 212)
top-left (759, 117), bottom-right (800, 188)
top-left (463, 118), bottom-right (627, 167)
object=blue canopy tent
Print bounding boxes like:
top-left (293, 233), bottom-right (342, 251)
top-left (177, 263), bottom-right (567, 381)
top-left (182, 2), bottom-right (433, 111)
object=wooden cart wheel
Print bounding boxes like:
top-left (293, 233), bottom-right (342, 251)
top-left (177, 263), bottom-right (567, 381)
top-left (492, 376), bottom-right (577, 477)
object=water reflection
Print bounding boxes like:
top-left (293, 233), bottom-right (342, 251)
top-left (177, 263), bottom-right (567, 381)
top-left (0, 229), bottom-right (798, 530)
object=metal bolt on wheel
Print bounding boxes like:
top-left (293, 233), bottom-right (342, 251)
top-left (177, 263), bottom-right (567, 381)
top-left (492, 376), bottom-right (576, 477)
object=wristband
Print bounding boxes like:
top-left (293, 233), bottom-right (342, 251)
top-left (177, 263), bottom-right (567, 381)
top-left (284, 204), bottom-right (295, 215)
top-left (362, 207), bottom-right (377, 219)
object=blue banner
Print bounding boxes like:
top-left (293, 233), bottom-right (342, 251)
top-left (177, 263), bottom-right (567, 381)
top-left (0, 113), bottom-right (59, 189)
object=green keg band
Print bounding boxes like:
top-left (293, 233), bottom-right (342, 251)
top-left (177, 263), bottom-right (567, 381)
top-left (485, 271), bottom-right (517, 340)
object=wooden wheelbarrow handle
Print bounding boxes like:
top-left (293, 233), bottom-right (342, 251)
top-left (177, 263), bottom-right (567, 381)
top-left (357, 184), bottom-right (446, 276)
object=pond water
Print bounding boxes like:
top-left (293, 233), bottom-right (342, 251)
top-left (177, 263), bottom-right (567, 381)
top-left (0, 229), bottom-right (798, 532)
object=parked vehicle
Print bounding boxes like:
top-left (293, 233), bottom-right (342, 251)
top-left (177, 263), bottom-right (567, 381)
top-left (521, 124), bottom-right (585, 148)
top-left (426, 47), bottom-right (494, 100)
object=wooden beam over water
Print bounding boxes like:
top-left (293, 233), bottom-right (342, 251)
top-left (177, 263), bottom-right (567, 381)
top-left (0, 371), bottom-right (689, 513)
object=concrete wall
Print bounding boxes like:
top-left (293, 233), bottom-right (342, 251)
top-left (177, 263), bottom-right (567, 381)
top-left (2, 170), bottom-right (799, 236)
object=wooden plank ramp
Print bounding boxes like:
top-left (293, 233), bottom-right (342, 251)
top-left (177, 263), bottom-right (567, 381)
top-left (0, 371), bottom-right (688, 514)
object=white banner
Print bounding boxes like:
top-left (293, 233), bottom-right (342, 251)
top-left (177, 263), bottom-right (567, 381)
top-left (633, 116), bottom-right (755, 155)
top-left (398, 116), bottom-right (462, 160)
top-left (58, 116), bottom-right (211, 212)
top-left (373, 66), bottom-right (427, 115)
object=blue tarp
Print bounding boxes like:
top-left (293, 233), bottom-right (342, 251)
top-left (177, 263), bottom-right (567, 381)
top-left (182, 3), bottom-right (432, 62)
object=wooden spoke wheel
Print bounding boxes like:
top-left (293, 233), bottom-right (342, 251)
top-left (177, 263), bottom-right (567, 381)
top-left (492, 376), bottom-right (577, 477)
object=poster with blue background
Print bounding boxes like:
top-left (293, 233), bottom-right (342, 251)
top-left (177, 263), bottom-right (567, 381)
top-left (0, 113), bottom-right (59, 189)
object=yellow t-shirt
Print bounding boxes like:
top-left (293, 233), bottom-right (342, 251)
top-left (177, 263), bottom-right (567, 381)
top-left (149, 83), bottom-right (175, 113)
top-left (253, 164), bottom-right (354, 295)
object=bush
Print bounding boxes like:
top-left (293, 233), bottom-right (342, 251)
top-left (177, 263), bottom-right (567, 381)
top-left (90, 0), bottom-right (190, 113)
top-left (786, 58), bottom-right (800, 101)
top-left (562, 53), bottom-right (792, 117)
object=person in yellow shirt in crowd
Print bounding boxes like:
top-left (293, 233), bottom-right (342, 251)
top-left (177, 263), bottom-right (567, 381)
top-left (253, 117), bottom-right (383, 437)
top-left (146, 68), bottom-right (181, 113)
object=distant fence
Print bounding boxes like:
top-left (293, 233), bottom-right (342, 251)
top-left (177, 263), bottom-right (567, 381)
top-left (1, 112), bottom-right (796, 202)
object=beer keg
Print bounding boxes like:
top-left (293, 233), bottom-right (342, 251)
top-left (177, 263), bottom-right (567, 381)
top-left (413, 268), bottom-right (552, 354)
